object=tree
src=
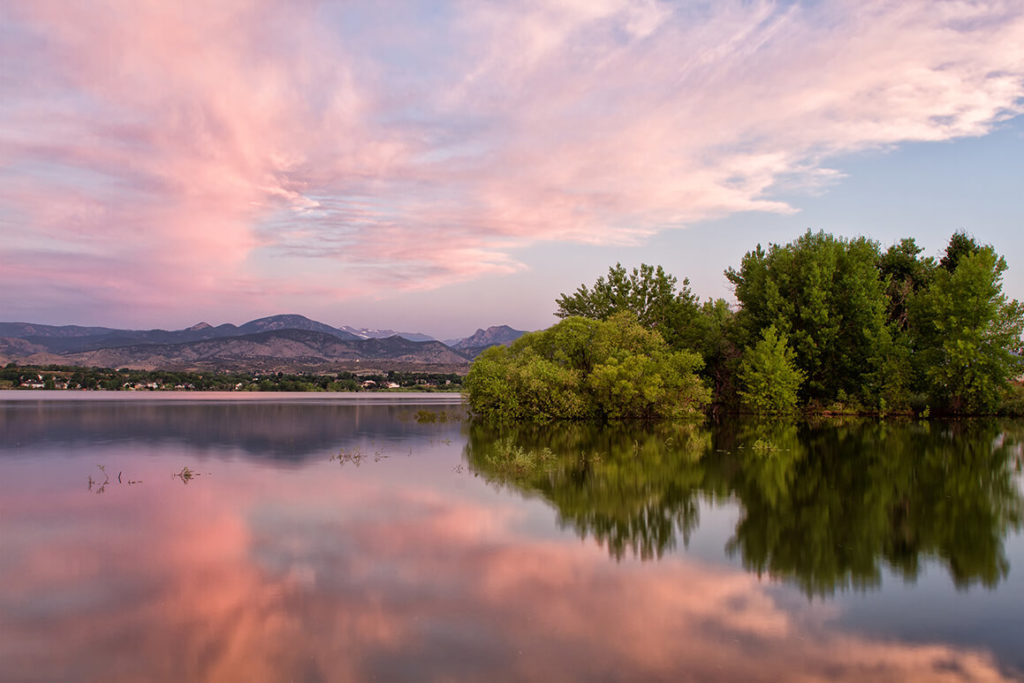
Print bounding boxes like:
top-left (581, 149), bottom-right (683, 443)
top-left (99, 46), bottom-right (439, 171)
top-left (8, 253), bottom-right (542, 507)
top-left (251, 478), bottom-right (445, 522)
top-left (736, 325), bottom-right (805, 414)
top-left (464, 312), bottom-right (710, 421)
top-left (726, 230), bottom-right (890, 405)
top-left (555, 263), bottom-right (701, 349)
top-left (939, 230), bottom-right (981, 273)
top-left (908, 244), bottom-right (1024, 413)
top-left (877, 237), bottom-right (935, 330)
top-left (690, 297), bottom-right (743, 406)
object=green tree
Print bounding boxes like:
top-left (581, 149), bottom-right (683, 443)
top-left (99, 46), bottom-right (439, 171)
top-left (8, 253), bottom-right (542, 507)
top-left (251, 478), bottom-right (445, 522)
top-left (877, 237), bottom-right (935, 330)
top-left (555, 264), bottom-right (743, 405)
top-left (736, 325), bottom-right (805, 414)
top-left (464, 312), bottom-right (710, 421)
top-left (938, 230), bottom-right (981, 273)
top-left (726, 230), bottom-right (890, 406)
top-left (909, 244), bottom-right (1024, 413)
top-left (864, 325), bottom-right (914, 412)
top-left (555, 263), bottom-right (701, 349)
top-left (586, 313), bottom-right (711, 419)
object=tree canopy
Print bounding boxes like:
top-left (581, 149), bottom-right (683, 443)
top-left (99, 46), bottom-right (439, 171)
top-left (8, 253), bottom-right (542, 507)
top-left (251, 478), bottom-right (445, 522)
top-left (554, 263), bottom-right (704, 350)
top-left (726, 230), bottom-right (891, 405)
top-left (466, 229), bottom-right (1024, 418)
top-left (464, 312), bottom-right (710, 422)
top-left (909, 246), bottom-right (1024, 413)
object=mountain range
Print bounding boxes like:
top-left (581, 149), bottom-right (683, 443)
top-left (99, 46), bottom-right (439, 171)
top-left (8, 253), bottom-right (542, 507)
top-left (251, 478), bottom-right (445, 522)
top-left (0, 315), bottom-right (527, 373)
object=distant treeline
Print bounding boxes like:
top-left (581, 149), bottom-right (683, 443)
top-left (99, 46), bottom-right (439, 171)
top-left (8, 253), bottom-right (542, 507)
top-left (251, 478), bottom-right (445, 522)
top-left (0, 365), bottom-right (463, 392)
top-left (466, 230), bottom-right (1024, 419)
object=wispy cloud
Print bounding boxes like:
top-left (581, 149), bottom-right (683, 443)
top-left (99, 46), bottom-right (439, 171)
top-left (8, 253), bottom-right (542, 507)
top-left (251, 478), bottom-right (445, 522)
top-left (2, 0), bottom-right (1023, 318)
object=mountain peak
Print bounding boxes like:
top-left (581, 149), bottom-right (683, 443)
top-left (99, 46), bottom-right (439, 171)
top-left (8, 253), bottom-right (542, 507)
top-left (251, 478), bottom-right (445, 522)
top-left (237, 314), bottom-right (359, 340)
top-left (243, 314), bottom-right (314, 327)
top-left (451, 325), bottom-right (526, 350)
top-left (187, 322), bottom-right (213, 331)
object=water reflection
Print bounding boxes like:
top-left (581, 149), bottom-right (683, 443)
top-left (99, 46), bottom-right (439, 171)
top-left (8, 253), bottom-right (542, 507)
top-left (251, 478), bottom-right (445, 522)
top-left (0, 399), bottom-right (465, 460)
top-left (2, 401), bottom-right (1023, 680)
top-left (465, 419), bottom-right (1024, 596)
top-left (1, 444), bottom-right (1016, 682)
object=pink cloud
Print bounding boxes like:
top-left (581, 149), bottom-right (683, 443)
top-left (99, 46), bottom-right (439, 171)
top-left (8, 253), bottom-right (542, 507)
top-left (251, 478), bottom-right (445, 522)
top-left (1, 0), bottom-right (1023, 321)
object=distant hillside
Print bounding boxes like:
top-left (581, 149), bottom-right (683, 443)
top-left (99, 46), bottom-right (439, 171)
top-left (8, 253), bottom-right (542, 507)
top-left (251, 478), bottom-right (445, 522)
top-left (0, 322), bottom-right (123, 339)
top-left (238, 314), bottom-right (360, 339)
top-left (2, 329), bottom-right (469, 373)
top-left (2, 314), bottom-right (362, 355)
top-left (0, 315), bottom-right (531, 371)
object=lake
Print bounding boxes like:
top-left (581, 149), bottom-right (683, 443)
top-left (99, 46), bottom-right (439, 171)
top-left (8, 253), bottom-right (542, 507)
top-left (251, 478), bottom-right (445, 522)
top-left (1, 392), bottom-right (1022, 682)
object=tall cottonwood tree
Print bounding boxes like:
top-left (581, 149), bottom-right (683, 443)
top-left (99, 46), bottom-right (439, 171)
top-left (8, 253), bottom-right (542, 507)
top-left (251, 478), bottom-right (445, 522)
top-left (876, 237), bottom-right (935, 331)
top-left (726, 230), bottom-right (890, 405)
top-left (555, 263), bottom-right (702, 350)
top-left (908, 244), bottom-right (1024, 413)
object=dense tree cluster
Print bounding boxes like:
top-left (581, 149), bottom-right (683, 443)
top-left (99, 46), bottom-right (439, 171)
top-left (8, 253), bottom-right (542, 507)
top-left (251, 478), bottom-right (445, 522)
top-left (464, 313), bottom-right (710, 421)
top-left (468, 230), bottom-right (1024, 418)
top-left (726, 231), bottom-right (1023, 414)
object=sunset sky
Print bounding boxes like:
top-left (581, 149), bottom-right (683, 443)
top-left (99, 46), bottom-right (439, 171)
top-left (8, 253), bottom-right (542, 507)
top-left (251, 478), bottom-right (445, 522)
top-left (2, 0), bottom-right (1023, 338)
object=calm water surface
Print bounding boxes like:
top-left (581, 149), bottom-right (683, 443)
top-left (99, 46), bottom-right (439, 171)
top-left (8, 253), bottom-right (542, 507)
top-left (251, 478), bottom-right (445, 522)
top-left (1, 392), bottom-right (1022, 682)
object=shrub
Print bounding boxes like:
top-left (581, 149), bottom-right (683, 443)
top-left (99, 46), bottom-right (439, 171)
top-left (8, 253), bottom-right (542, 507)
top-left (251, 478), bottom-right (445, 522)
top-left (464, 312), bottom-right (710, 421)
top-left (737, 325), bottom-right (805, 414)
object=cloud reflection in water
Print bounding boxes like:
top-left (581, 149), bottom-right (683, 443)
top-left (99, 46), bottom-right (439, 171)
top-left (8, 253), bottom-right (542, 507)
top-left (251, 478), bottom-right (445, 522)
top-left (0, 439), bottom-right (1016, 683)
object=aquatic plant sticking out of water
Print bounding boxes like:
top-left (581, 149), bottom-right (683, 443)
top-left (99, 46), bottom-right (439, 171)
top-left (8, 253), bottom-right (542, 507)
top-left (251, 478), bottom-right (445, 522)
top-left (173, 466), bottom-right (199, 483)
top-left (331, 447), bottom-right (387, 467)
top-left (87, 464), bottom-right (109, 494)
top-left (482, 437), bottom-right (556, 480)
top-left (414, 409), bottom-right (463, 424)
top-left (87, 464), bottom-right (141, 493)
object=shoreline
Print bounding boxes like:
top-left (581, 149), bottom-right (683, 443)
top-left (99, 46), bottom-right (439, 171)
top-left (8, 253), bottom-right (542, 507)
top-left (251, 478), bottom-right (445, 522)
top-left (0, 389), bottom-right (466, 404)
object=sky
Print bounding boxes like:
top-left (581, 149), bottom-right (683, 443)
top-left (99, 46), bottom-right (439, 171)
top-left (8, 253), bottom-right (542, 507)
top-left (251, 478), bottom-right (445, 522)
top-left (1, 0), bottom-right (1023, 339)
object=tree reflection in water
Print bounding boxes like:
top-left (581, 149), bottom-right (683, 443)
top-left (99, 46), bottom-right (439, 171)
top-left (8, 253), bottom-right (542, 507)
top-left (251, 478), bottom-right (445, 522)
top-left (464, 419), bottom-right (1024, 597)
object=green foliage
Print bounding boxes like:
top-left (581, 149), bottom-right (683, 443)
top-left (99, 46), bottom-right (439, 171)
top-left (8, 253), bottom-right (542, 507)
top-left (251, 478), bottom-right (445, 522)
top-left (542, 229), bottom-right (1022, 415)
top-left (679, 297), bottom-right (743, 406)
top-left (864, 326), bottom-right (914, 411)
top-left (554, 264), bottom-right (742, 405)
top-left (587, 343), bottom-right (706, 420)
top-left (464, 312), bottom-right (710, 421)
top-left (737, 325), bottom-right (805, 414)
top-left (555, 263), bottom-right (702, 349)
top-left (997, 382), bottom-right (1024, 416)
top-left (908, 245), bottom-right (1024, 414)
top-left (876, 237), bottom-right (935, 330)
top-left (939, 230), bottom-right (981, 273)
top-left (726, 230), bottom-right (890, 405)
top-left (475, 435), bottom-right (557, 480)
top-left (724, 229), bottom-right (1021, 413)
